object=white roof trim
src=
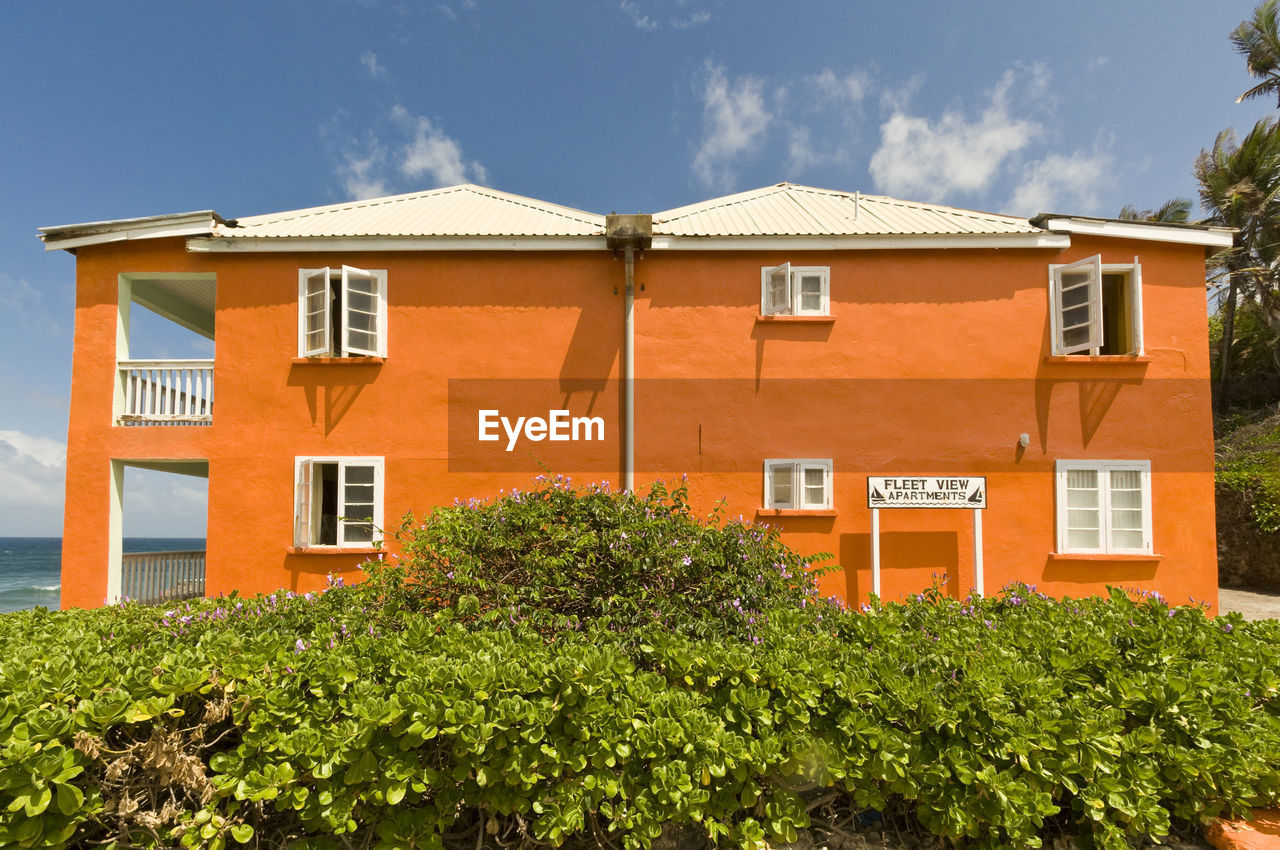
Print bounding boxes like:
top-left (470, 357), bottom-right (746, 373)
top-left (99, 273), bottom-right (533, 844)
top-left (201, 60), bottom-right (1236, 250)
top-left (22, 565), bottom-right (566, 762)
top-left (649, 233), bottom-right (1071, 251)
top-left (39, 211), bottom-right (223, 252)
top-left (1036, 217), bottom-right (1234, 248)
top-left (187, 236), bottom-right (608, 253)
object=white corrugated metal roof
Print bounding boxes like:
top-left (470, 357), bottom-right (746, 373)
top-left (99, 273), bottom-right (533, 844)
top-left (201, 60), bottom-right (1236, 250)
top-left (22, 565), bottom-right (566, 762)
top-left (214, 184), bottom-right (604, 239)
top-left (652, 183), bottom-right (1041, 237)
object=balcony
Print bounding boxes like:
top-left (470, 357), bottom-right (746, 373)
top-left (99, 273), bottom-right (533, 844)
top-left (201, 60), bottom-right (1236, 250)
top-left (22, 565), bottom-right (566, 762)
top-left (117, 360), bottom-right (214, 425)
top-left (120, 550), bottom-right (206, 604)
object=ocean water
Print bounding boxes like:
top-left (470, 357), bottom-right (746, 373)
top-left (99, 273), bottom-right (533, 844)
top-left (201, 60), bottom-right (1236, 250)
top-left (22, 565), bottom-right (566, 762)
top-left (0, 538), bottom-right (207, 614)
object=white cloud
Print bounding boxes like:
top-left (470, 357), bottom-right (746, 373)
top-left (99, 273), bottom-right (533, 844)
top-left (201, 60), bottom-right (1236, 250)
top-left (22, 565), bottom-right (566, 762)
top-left (620, 0), bottom-right (657, 30)
top-left (437, 4), bottom-right (458, 20)
top-left (360, 50), bottom-right (387, 79)
top-left (393, 105), bottom-right (489, 186)
top-left (1006, 146), bottom-right (1114, 216)
top-left (327, 106), bottom-right (487, 200)
top-left (335, 136), bottom-right (391, 201)
top-left (122, 469), bottom-right (208, 538)
top-left (810, 69), bottom-right (870, 108)
top-left (692, 62), bottom-right (772, 189)
top-left (0, 431), bottom-right (65, 531)
top-left (670, 9), bottom-right (710, 28)
top-left (868, 66), bottom-right (1047, 203)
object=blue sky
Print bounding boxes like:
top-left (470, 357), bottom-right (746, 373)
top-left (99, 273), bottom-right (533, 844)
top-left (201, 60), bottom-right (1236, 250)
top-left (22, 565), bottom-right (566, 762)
top-left (0, 0), bottom-right (1273, 536)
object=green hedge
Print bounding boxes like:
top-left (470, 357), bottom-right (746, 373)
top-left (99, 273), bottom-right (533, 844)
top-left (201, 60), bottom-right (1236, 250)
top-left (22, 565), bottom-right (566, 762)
top-left (0, 580), bottom-right (1277, 849)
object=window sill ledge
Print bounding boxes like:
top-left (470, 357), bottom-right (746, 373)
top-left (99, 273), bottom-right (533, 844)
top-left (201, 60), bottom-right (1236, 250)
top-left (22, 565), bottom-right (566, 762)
top-left (756, 509), bottom-right (838, 518)
top-left (1047, 552), bottom-right (1162, 562)
top-left (286, 547), bottom-right (382, 555)
top-left (291, 357), bottom-right (386, 365)
top-left (1042, 355), bottom-right (1153, 364)
top-left (755, 315), bottom-right (836, 324)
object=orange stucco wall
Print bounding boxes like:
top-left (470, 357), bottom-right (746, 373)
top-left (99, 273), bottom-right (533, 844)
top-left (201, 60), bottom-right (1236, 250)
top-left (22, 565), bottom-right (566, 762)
top-left (60, 235), bottom-right (1218, 611)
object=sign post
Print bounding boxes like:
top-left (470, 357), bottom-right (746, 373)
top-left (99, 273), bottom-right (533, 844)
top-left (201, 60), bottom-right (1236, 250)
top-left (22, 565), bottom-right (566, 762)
top-left (866, 476), bottom-right (988, 597)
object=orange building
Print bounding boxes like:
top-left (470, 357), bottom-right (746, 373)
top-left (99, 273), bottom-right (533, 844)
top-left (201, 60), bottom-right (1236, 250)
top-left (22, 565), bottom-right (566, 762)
top-left (40, 184), bottom-right (1232, 611)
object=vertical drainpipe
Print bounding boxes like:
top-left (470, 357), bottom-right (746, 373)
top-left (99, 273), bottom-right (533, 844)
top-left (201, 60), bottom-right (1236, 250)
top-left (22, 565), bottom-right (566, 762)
top-left (605, 214), bottom-right (653, 493)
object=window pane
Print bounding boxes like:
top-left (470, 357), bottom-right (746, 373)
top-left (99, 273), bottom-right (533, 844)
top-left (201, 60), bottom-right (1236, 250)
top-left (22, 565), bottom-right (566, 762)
top-left (347, 330), bottom-right (375, 351)
top-left (1066, 469), bottom-right (1097, 489)
top-left (347, 276), bottom-right (376, 295)
top-left (1067, 528), bottom-right (1099, 549)
top-left (1066, 487), bottom-right (1097, 508)
top-left (345, 465), bottom-right (374, 485)
top-left (803, 467), bottom-right (825, 506)
top-left (799, 275), bottom-right (823, 312)
top-left (343, 523), bottom-right (373, 543)
top-left (1060, 279), bottom-right (1091, 308)
top-left (1067, 508), bottom-right (1100, 530)
top-left (1062, 305), bottom-right (1090, 330)
top-left (347, 311), bottom-right (376, 332)
top-left (1110, 469), bottom-right (1141, 490)
top-left (344, 485), bottom-right (375, 504)
top-left (770, 467), bottom-right (793, 507)
top-left (1110, 488), bottom-right (1142, 509)
top-left (769, 279), bottom-right (789, 314)
top-left (1110, 508), bottom-right (1143, 530)
top-left (348, 291), bottom-right (375, 314)
top-left (1063, 326), bottom-right (1091, 349)
top-left (1111, 528), bottom-right (1143, 549)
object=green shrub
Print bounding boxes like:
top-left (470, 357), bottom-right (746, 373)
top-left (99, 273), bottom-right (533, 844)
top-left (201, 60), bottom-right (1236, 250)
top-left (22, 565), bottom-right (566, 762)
top-left (0, 480), bottom-right (1277, 848)
top-left (0, 578), bottom-right (1277, 850)
top-left (391, 475), bottom-right (833, 639)
top-left (1216, 409), bottom-right (1280, 532)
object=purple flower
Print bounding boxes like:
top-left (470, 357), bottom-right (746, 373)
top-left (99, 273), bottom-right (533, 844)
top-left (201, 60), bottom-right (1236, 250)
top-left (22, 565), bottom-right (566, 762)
top-left (294, 639), bottom-right (307, 653)
top-left (682, 555), bottom-right (692, 566)
top-left (1222, 623), bottom-right (1234, 634)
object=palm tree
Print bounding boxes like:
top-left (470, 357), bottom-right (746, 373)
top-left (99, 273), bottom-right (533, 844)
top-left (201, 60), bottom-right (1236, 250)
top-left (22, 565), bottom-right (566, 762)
top-left (1232, 0), bottom-right (1280, 106)
top-left (1195, 117), bottom-right (1280, 411)
top-left (1117, 198), bottom-right (1193, 223)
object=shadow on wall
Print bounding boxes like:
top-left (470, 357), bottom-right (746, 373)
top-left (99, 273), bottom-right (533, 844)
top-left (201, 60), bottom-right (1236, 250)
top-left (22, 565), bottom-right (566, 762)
top-left (840, 531), bottom-right (960, 602)
top-left (287, 362), bottom-right (383, 435)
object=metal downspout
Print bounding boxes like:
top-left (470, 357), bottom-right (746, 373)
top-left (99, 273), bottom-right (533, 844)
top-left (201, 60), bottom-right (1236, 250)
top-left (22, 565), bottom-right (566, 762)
top-left (604, 214), bottom-right (652, 493)
top-left (624, 245), bottom-right (635, 492)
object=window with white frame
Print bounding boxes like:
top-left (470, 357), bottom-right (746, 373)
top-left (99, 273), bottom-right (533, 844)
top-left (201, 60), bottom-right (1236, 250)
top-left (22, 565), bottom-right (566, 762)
top-left (1055, 460), bottom-right (1152, 554)
top-left (1049, 255), bottom-right (1143, 356)
top-left (761, 264), bottom-right (830, 316)
top-left (298, 266), bottom-right (387, 357)
top-left (764, 459), bottom-right (833, 509)
top-left (294, 457), bottom-right (383, 548)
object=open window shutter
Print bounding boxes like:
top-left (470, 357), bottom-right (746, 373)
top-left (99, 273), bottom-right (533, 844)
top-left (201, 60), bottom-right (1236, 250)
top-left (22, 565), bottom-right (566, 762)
top-left (1130, 257), bottom-right (1144, 355)
top-left (295, 460), bottom-right (313, 547)
top-left (342, 266), bottom-right (380, 357)
top-left (1052, 255), bottom-right (1102, 354)
top-left (338, 461), bottom-right (376, 546)
top-left (762, 263), bottom-right (791, 315)
top-left (824, 463), bottom-right (833, 509)
top-left (300, 269), bottom-right (331, 357)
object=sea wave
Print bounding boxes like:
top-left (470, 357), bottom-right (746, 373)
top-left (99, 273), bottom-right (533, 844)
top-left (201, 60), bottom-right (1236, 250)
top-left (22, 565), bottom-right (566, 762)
top-left (0, 584), bottom-right (61, 615)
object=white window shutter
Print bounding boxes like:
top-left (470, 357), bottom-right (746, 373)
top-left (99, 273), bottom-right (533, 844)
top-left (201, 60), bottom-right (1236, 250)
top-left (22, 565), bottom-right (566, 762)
top-left (299, 269), bottom-right (331, 357)
top-left (341, 265), bottom-right (380, 357)
top-left (1052, 255), bottom-right (1103, 355)
top-left (295, 459), bottom-right (313, 547)
top-left (762, 263), bottom-right (791, 315)
top-left (1131, 257), bottom-right (1144, 355)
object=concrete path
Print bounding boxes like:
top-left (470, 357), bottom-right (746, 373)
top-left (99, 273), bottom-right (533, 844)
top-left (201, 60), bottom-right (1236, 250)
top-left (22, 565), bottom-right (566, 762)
top-left (1219, 587), bottom-right (1280, 621)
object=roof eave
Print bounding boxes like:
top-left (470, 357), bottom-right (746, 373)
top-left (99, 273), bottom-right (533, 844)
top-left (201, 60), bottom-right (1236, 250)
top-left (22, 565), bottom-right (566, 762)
top-left (1031, 215), bottom-right (1235, 248)
top-left (186, 235), bottom-right (608, 253)
top-left (38, 211), bottom-right (226, 253)
top-left (648, 232), bottom-right (1070, 251)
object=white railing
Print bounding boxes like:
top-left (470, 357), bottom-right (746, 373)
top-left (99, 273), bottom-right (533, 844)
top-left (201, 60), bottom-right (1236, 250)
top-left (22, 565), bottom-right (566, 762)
top-left (118, 359), bottom-right (213, 424)
top-left (121, 551), bottom-right (206, 605)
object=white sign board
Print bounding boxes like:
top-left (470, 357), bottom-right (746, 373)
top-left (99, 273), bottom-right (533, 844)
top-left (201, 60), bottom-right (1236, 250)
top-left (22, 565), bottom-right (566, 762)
top-left (867, 476), bottom-right (986, 510)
